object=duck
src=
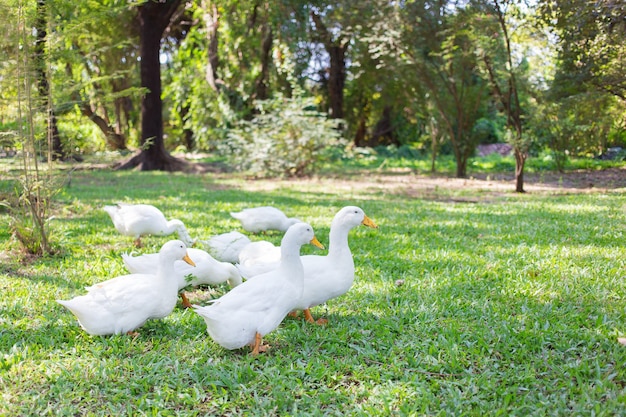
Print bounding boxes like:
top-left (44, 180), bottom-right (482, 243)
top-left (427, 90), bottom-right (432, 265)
top-left (103, 203), bottom-right (195, 248)
top-left (230, 206), bottom-right (301, 234)
top-left (245, 206), bottom-right (378, 325)
top-left (236, 240), bottom-right (281, 278)
top-left (57, 240), bottom-right (196, 336)
top-left (295, 206), bottom-right (378, 324)
top-left (122, 247), bottom-right (242, 308)
top-left (200, 231), bottom-right (252, 263)
top-left (192, 222), bottom-right (324, 355)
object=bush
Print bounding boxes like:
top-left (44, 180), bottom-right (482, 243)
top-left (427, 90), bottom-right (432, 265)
top-left (220, 95), bottom-right (346, 177)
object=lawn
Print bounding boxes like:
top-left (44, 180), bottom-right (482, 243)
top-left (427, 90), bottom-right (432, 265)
top-left (1, 157), bottom-right (626, 415)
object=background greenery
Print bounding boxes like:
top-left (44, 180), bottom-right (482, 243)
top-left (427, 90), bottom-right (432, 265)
top-left (1, 157), bottom-right (625, 415)
top-left (1, 0), bottom-right (625, 178)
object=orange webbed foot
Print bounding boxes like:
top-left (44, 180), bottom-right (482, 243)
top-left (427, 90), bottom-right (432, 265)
top-left (250, 332), bottom-right (270, 356)
top-left (180, 292), bottom-right (192, 309)
top-left (303, 309), bottom-right (327, 325)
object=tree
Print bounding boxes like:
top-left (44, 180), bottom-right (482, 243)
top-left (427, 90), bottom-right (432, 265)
top-left (540, 0), bottom-right (626, 100)
top-left (537, 0), bottom-right (626, 162)
top-left (478, 0), bottom-right (530, 192)
top-left (309, 9), bottom-right (348, 120)
top-left (163, 0), bottom-right (288, 151)
top-left (119, 0), bottom-right (185, 171)
top-left (56, 0), bottom-right (142, 152)
top-left (532, 93), bottom-right (623, 171)
top-left (369, 1), bottom-right (490, 177)
top-left (344, 31), bottom-right (419, 148)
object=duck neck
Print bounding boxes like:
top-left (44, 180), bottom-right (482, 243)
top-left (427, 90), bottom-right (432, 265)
top-left (279, 243), bottom-right (304, 278)
top-left (328, 223), bottom-right (351, 258)
top-left (157, 257), bottom-right (178, 290)
top-left (168, 221), bottom-right (194, 246)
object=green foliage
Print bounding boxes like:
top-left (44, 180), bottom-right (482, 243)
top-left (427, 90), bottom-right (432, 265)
top-left (57, 111), bottom-right (108, 154)
top-left (163, 0), bottom-right (308, 152)
top-left (5, 177), bottom-right (59, 255)
top-left (163, 20), bottom-right (224, 151)
top-left (542, 0), bottom-right (626, 100)
top-left (220, 95), bottom-right (346, 177)
top-left (528, 93), bottom-right (625, 172)
top-left (535, 0), bottom-right (626, 172)
top-left (1, 0), bottom-right (59, 256)
top-left (326, 146), bottom-right (625, 175)
top-left (1, 0), bottom-right (624, 185)
top-left (471, 118), bottom-right (499, 144)
top-left (367, 2), bottom-right (497, 177)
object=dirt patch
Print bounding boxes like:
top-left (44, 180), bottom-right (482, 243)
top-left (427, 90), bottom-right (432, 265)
top-left (214, 166), bottom-right (625, 201)
top-left (469, 167), bottom-right (626, 191)
top-left (6, 154), bottom-right (621, 197)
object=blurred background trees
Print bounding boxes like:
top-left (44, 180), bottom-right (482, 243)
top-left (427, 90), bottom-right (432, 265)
top-left (1, 0), bottom-right (624, 183)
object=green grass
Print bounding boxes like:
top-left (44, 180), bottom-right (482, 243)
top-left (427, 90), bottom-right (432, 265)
top-left (1, 158), bottom-right (626, 415)
top-left (318, 148), bottom-right (626, 175)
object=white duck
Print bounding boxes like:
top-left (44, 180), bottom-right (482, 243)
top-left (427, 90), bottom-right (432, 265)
top-left (104, 203), bottom-right (195, 248)
top-left (245, 206), bottom-right (378, 325)
top-left (57, 240), bottom-right (196, 336)
top-left (230, 206), bottom-right (301, 234)
top-left (193, 223), bottom-right (324, 355)
top-left (236, 240), bottom-right (281, 278)
top-left (122, 247), bottom-right (242, 308)
top-left (201, 231), bottom-right (252, 263)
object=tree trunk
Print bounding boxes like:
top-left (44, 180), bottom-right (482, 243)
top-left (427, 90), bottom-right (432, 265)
top-left (254, 25), bottom-right (273, 101)
top-left (354, 114), bottom-right (367, 147)
top-left (442, 116), bottom-right (469, 178)
top-left (455, 153), bottom-right (468, 178)
top-left (139, 13), bottom-right (166, 166)
top-left (429, 117), bottom-right (440, 173)
top-left (118, 0), bottom-right (185, 171)
top-left (431, 141), bottom-right (437, 173)
top-left (35, 0), bottom-right (64, 160)
top-left (514, 148), bottom-right (526, 193)
top-left (486, 1), bottom-right (527, 193)
top-left (327, 45), bottom-right (346, 119)
top-left (370, 106), bottom-right (398, 146)
top-left (80, 103), bottom-right (127, 150)
top-left (65, 63), bottom-right (128, 151)
top-left (310, 11), bottom-right (347, 120)
top-left (203, 0), bottom-right (220, 91)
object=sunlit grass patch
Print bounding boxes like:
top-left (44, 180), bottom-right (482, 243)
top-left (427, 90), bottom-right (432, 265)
top-left (0, 164), bottom-right (625, 415)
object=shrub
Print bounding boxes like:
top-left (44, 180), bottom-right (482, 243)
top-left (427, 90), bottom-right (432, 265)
top-left (220, 95), bottom-right (346, 177)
